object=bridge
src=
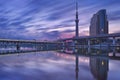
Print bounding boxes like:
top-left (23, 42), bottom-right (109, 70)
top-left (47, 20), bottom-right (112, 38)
top-left (0, 39), bottom-right (62, 54)
top-left (58, 33), bottom-right (120, 49)
top-left (0, 32), bottom-right (120, 54)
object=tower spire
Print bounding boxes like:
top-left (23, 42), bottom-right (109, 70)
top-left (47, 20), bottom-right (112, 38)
top-left (76, 0), bottom-right (78, 12)
top-left (75, 0), bottom-right (79, 37)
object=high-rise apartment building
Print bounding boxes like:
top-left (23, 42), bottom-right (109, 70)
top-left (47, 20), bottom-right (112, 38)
top-left (90, 9), bottom-right (108, 36)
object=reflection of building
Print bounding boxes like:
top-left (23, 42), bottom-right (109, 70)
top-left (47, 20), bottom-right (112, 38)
top-left (90, 57), bottom-right (109, 80)
top-left (90, 9), bottom-right (108, 36)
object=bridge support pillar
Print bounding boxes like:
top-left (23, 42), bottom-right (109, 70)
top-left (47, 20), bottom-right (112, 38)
top-left (46, 44), bottom-right (48, 51)
top-left (112, 37), bottom-right (116, 56)
top-left (88, 39), bottom-right (91, 48)
top-left (35, 42), bottom-right (37, 51)
top-left (61, 41), bottom-right (65, 51)
top-left (16, 44), bottom-right (20, 51)
top-left (87, 39), bottom-right (91, 53)
top-left (112, 37), bottom-right (116, 46)
top-left (72, 40), bottom-right (76, 52)
top-left (113, 48), bottom-right (116, 57)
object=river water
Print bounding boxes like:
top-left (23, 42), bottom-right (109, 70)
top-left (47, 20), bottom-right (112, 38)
top-left (0, 49), bottom-right (120, 80)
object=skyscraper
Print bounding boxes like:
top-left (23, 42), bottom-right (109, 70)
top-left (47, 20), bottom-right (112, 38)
top-left (90, 9), bottom-right (108, 36)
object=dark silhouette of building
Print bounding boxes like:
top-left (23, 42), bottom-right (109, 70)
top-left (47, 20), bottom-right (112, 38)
top-left (90, 9), bottom-right (108, 36)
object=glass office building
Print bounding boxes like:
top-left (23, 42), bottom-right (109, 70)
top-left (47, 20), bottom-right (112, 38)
top-left (90, 9), bottom-right (108, 36)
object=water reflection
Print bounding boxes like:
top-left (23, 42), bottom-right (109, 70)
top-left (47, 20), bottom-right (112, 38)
top-left (75, 53), bottom-right (79, 80)
top-left (74, 51), bottom-right (108, 80)
top-left (90, 56), bottom-right (109, 80)
top-left (0, 47), bottom-right (120, 80)
top-left (62, 47), bottom-right (120, 80)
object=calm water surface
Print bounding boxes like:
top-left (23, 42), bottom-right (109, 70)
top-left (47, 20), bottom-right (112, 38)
top-left (0, 51), bottom-right (120, 80)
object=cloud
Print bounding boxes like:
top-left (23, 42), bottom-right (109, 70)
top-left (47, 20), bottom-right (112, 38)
top-left (109, 11), bottom-right (120, 21)
top-left (40, 31), bottom-right (61, 40)
top-left (79, 30), bottom-right (89, 36)
top-left (0, 0), bottom-right (120, 40)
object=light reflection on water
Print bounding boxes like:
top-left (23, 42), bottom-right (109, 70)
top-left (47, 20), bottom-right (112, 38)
top-left (0, 50), bottom-right (120, 80)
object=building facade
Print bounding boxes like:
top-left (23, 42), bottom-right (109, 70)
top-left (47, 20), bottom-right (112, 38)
top-left (90, 9), bottom-right (108, 36)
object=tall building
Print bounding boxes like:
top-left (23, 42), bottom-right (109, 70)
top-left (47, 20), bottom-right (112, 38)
top-left (75, 0), bottom-right (79, 37)
top-left (90, 9), bottom-right (108, 36)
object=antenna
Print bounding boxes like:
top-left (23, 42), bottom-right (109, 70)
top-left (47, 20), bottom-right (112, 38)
top-left (76, 0), bottom-right (78, 12)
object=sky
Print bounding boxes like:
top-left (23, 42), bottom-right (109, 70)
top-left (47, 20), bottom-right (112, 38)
top-left (0, 0), bottom-right (120, 40)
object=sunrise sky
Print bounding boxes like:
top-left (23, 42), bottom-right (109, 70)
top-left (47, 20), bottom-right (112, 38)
top-left (0, 0), bottom-right (120, 40)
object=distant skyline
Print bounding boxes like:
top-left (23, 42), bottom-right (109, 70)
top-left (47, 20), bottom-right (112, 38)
top-left (0, 0), bottom-right (120, 40)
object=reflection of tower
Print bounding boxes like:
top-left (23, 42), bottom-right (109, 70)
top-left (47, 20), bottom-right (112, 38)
top-left (75, 54), bottom-right (79, 80)
top-left (90, 56), bottom-right (109, 80)
top-left (75, 0), bottom-right (79, 37)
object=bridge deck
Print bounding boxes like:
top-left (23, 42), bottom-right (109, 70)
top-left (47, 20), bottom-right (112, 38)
top-left (59, 33), bottom-right (120, 41)
top-left (0, 39), bottom-right (60, 44)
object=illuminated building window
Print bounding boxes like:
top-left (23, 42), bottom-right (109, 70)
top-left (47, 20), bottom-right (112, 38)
top-left (101, 29), bottom-right (104, 32)
top-left (102, 61), bottom-right (105, 66)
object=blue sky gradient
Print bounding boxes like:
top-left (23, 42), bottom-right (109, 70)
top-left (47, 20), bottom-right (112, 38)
top-left (0, 0), bottom-right (120, 40)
